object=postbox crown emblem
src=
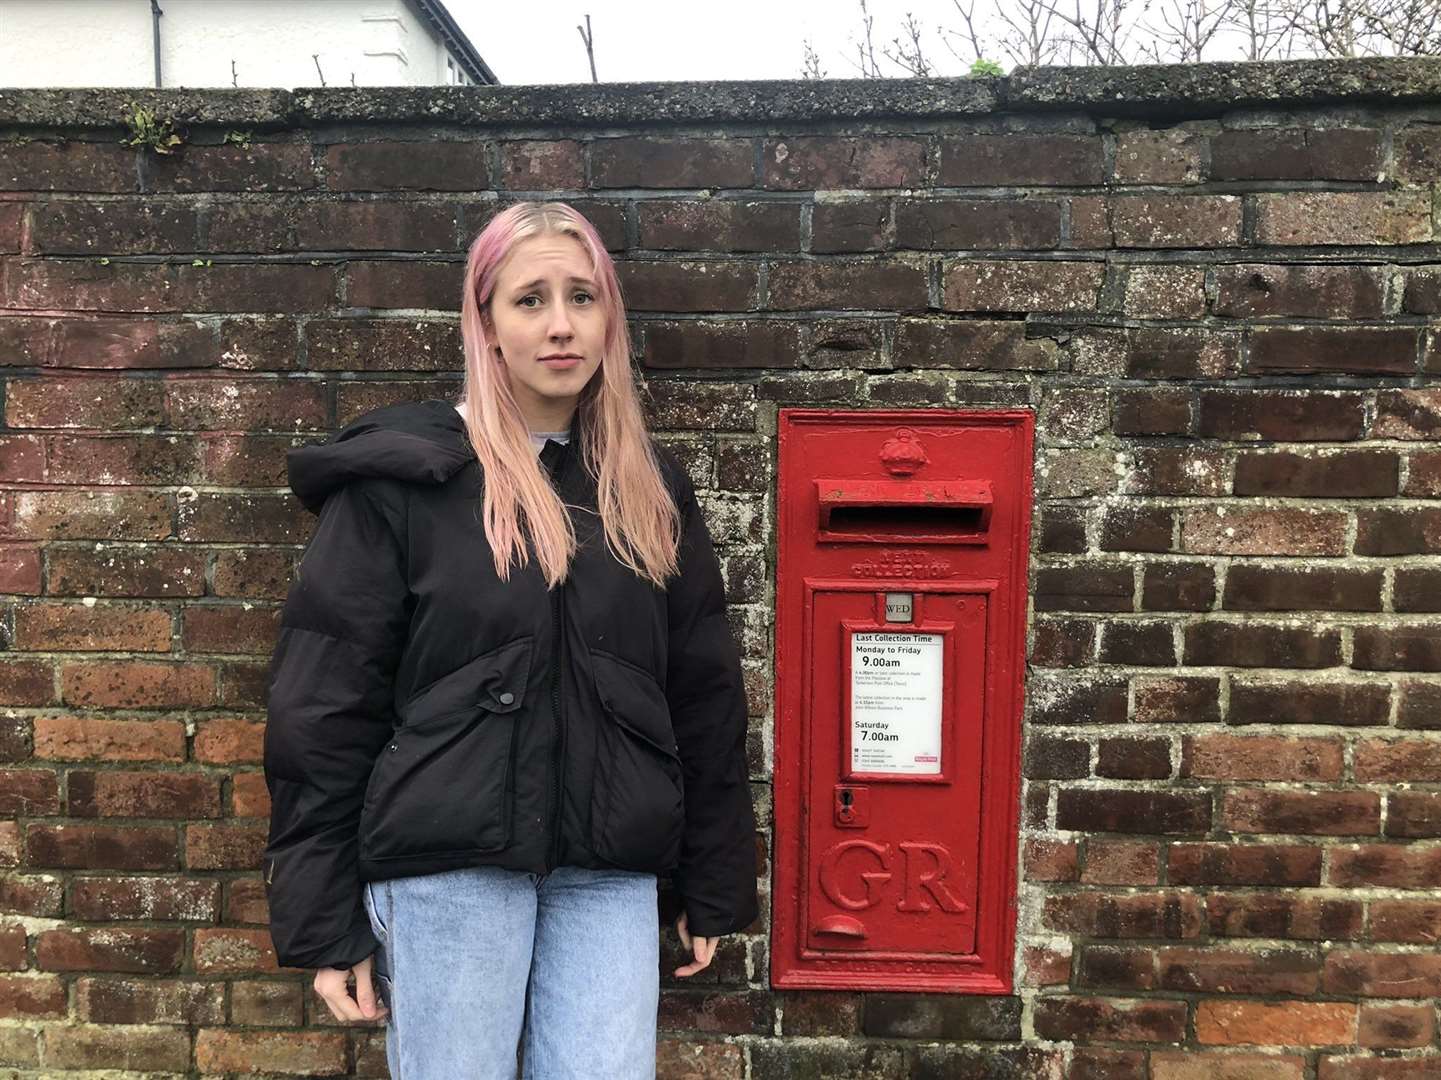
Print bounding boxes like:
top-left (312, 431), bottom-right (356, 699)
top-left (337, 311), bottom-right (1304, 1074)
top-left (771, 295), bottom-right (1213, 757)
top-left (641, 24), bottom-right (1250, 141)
top-left (879, 428), bottom-right (928, 476)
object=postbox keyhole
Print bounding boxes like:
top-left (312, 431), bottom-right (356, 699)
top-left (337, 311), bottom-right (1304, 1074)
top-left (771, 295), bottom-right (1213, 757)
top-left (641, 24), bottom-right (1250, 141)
top-left (834, 784), bottom-right (869, 828)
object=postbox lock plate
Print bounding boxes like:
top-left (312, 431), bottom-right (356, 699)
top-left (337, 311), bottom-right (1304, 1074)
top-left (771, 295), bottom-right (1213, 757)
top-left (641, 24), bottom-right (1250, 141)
top-left (834, 784), bottom-right (870, 828)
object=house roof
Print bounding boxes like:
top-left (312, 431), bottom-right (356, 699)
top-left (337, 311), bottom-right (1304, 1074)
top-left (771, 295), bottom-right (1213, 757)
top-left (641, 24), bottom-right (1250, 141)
top-left (408, 0), bottom-right (499, 84)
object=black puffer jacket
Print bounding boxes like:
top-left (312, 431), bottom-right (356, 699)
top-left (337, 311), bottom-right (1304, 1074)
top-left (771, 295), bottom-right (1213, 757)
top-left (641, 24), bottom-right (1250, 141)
top-left (261, 400), bottom-right (758, 970)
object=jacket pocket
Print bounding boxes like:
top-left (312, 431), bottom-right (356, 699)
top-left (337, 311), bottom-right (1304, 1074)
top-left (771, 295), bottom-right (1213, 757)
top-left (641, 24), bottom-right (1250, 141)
top-left (589, 649), bottom-right (685, 871)
top-left (359, 636), bottom-right (532, 862)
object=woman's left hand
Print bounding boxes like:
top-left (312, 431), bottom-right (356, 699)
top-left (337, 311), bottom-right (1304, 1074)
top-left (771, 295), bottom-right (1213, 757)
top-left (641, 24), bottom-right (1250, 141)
top-left (674, 911), bottom-right (717, 977)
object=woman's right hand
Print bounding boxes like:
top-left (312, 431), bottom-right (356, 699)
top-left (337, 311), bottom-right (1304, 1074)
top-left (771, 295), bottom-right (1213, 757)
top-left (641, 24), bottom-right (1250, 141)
top-left (314, 954), bottom-right (389, 1023)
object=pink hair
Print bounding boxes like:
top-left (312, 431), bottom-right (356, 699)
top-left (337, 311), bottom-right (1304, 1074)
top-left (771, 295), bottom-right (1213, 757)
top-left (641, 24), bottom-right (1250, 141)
top-left (457, 201), bottom-right (680, 589)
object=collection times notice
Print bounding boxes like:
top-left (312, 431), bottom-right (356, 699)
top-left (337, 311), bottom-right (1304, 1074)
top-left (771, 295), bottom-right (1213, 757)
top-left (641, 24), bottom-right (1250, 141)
top-left (849, 631), bottom-right (943, 775)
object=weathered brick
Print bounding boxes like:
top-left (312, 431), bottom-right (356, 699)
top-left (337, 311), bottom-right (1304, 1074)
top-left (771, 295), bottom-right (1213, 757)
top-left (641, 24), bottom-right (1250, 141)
top-left (638, 199), bottom-right (799, 253)
top-left (1207, 892), bottom-right (1362, 941)
top-left (1211, 128), bottom-right (1383, 180)
top-left (1223, 565), bottom-right (1383, 612)
top-left (592, 138), bottom-right (752, 188)
top-left (1220, 790), bottom-right (1381, 836)
top-left (1214, 264), bottom-right (1385, 318)
top-left (895, 197), bottom-right (1061, 250)
top-left (497, 140), bottom-right (583, 189)
top-left (61, 661), bottom-right (216, 709)
top-left (767, 260), bottom-right (926, 311)
top-left (1325, 842), bottom-right (1441, 882)
top-left (937, 134), bottom-right (1104, 186)
top-left (1228, 679), bottom-right (1390, 727)
top-left (1193, 992), bottom-right (1348, 1043)
top-left (941, 259), bottom-right (1103, 312)
top-left (764, 136), bottom-right (925, 189)
top-left (1032, 994), bottom-right (1187, 1042)
top-left (1107, 195), bottom-right (1242, 248)
top-left (76, 975), bottom-right (225, 1024)
top-left (34, 927), bottom-right (184, 973)
top-left (1056, 789), bottom-right (1209, 834)
top-left (1170, 844), bottom-right (1323, 886)
top-left (25, 824), bottom-right (178, 870)
top-left (1183, 734), bottom-right (1344, 781)
top-left (1255, 190), bottom-right (1433, 246)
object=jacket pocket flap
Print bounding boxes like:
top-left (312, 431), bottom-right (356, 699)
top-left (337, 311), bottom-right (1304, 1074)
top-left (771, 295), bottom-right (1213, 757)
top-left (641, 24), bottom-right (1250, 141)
top-left (591, 650), bottom-right (678, 758)
top-left (402, 635), bottom-right (534, 727)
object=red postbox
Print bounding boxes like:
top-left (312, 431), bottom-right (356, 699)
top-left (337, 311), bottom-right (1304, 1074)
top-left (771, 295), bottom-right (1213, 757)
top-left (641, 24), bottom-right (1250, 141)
top-left (771, 409), bottom-right (1032, 993)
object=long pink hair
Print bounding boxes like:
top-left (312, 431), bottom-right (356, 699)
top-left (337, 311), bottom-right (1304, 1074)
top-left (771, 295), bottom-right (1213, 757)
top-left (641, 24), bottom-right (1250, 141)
top-left (457, 201), bottom-right (680, 589)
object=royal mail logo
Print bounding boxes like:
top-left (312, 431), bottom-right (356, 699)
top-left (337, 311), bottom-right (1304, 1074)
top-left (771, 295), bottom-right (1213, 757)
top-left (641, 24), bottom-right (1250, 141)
top-left (850, 550), bottom-right (954, 578)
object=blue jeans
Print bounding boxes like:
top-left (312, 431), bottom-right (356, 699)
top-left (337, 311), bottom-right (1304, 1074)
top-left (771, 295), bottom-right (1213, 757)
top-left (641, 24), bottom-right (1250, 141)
top-left (362, 865), bottom-right (660, 1079)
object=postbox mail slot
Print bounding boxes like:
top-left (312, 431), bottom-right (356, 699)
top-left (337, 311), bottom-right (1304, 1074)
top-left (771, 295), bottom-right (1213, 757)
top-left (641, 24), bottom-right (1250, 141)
top-left (816, 479), bottom-right (992, 544)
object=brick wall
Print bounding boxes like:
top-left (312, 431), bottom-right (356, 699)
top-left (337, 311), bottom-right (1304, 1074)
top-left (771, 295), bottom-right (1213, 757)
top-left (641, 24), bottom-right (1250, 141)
top-left (2, 58), bottom-right (1440, 1077)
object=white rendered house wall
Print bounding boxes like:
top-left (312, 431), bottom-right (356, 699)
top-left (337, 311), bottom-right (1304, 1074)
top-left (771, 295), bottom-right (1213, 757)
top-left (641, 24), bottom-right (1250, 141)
top-left (0, 0), bottom-right (478, 88)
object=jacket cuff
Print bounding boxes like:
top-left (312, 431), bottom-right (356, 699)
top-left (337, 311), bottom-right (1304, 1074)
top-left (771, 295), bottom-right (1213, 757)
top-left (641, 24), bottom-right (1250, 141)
top-left (290, 920), bottom-right (380, 972)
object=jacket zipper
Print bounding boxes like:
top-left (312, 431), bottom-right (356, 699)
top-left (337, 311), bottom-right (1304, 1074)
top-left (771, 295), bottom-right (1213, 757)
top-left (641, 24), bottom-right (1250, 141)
top-left (545, 442), bottom-right (571, 871)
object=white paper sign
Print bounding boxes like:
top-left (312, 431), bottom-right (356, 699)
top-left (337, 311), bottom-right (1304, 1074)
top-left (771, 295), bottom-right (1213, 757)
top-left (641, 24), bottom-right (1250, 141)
top-left (850, 631), bottom-right (943, 775)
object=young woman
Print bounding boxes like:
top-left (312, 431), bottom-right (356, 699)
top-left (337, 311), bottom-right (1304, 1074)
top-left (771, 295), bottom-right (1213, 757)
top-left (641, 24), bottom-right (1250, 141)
top-left (262, 201), bottom-right (759, 1078)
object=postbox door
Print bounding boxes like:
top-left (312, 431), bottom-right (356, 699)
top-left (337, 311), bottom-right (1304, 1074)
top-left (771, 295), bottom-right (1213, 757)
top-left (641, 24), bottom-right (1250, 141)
top-left (802, 585), bottom-right (987, 959)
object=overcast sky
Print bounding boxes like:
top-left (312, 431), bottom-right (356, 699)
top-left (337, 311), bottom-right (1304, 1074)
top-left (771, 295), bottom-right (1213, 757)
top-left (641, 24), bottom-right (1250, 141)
top-left (446, 0), bottom-right (1298, 85)
top-left (447, 0), bottom-right (999, 85)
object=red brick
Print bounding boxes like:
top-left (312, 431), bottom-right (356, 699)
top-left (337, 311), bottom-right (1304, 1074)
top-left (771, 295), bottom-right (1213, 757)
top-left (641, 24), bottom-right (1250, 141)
top-left (1169, 844), bottom-right (1322, 886)
top-left (13, 602), bottom-right (172, 651)
top-left (1032, 994), bottom-right (1186, 1042)
top-left (3, 375), bottom-right (165, 429)
top-left (39, 1021), bottom-right (191, 1071)
top-left (1184, 734), bottom-right (1344, 781)
top-left (43, 433), bottom-right (198, 485)
top-left (0, 546), bottom-right (40, 594)
top-left (1255, 190), bottom-right (1432, 246)
top-left (195, 1028), bottom-right (348, 1074)
top-left (0, 770), bottom-right (59, 816)
top-left (591, 138), bottom-right (752, 188)
top-left (1386, 792), bottom-right (1441, 839)
top-left (229, 979), bottom-right (304, 1026)
top-left (1157, 946), bottom-right (1320, 995)
top-left (942, 259), bottom-right (1104, 313)
top-left (1355, 739), bottom-right (1441, 782)
top-left (1357, 1003), bottom-right (1435, 1049)
top-left (67, 770), bottom-right (221, 819)
top-left (180, 604), bottom-right (281, 654)
top-left (1318, 1055), bottom-right (1441, 1079)
top-left (1196, 999), bottom-right (1355, 1046)
top-left (937, 134), bottom-right (1103, 186)
top-left (1107, 195), bottom-right (1242, 248)
top-left (772, 258), bottom-right (928, 310)
top-left (496, 140), bottom-right (583, 189)
top-left (34, 927), bottom-right (184, 973)
top-left (185, 822), bottom-right (267, 870)
top-left (1081, 840), bottom-right (1160, 886)
top-left (1324, 950), bottom-right (1441, 998)
top-left (5, 489), bottom-right (172, 541)
top-left (324, 140), bottom-right (490, 191)
top-left (0, 659), bottom-right (53, 706)
top-left (1151, 1052), bottom-right (1305, 1080)
top-left (762, 136), bottom-right (924, 189)
top-left (25, 824), bottom-right (178, 870)
top-left (75, 975), bottom-right (225, 1024)
top-left (1220, 790), bottom-right (1380, 836)
top-left (69, 875), bottom-right (219, 921)
top-left (1043, 890), bottom-right (1204, 939)
top-left (1207, 893), bottom-right (1362, 941)
top-left (1211, 128), bottom-right (1382, 181)
top-left (32, 717), bottom-right (186, 763)
top-left (1180, 505), bottom-right (1348, 556)
top-left (1024, 838), bottom-right (1079, 882)
top-left (231, 771), bottom-right (270, 817)
top-left (192, 928), bottom-right (280, 974)
top-left (1368, 899), bottom-right (1441, 943)
top-left (1328, 844), bottom-right (1441, 889)
top-left (0, 973), bottom-right (66, 1019)
top-left (61, 661), bottom-right (216, 709)
top-left (164, 377), bottom-right (326, 431)
top-left (45, 545), bottom-right (205, 597)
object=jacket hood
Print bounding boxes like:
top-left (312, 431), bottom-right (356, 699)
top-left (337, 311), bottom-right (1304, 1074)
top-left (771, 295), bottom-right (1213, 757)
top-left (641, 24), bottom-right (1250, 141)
top-left (287, 400), bottom-right (480, 513)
